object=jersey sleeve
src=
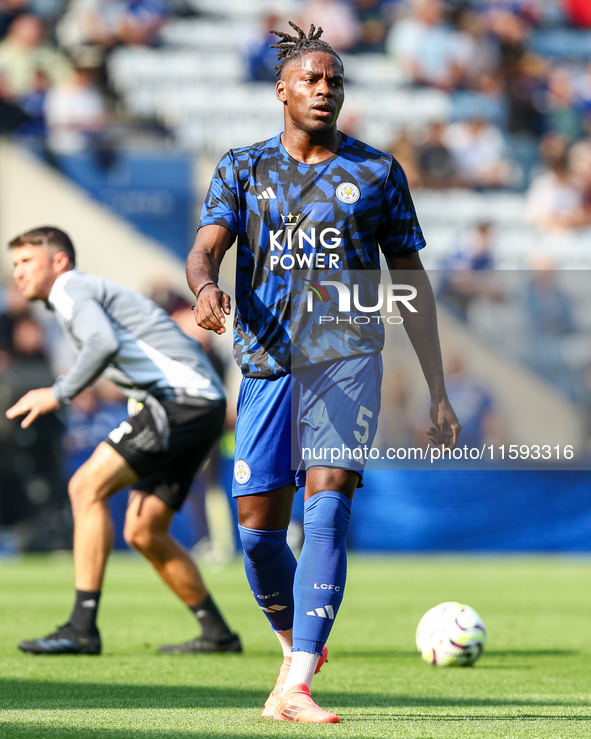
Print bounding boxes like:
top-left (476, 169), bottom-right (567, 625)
top-left (198, 151), bottom-right (239, 239)
top-left (376, 158), bottom-right (426, 258)
top-left (52, 291), bottom-right (120, 405)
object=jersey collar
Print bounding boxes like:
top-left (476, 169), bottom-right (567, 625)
top-left (47, 268), bottom-right (78, 308)
top-left (279, 131), bottom-right (347, 167)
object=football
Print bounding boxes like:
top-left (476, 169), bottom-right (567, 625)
top-left (416, 602), bottom-right (487, 667)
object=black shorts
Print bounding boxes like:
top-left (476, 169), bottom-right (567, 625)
top-left (105, 396), bottom-right (226, 511)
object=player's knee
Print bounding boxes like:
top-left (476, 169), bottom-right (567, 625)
top-left (303, 491), bottom-right (352, 541)
top-left (239, 525), bottom-right (288, 564)
top-left (68, 469), bottom-right (101, 510)
top-left (123, 518), bottom-right (155, 553)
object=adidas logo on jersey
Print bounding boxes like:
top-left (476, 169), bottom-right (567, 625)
top-left (257, 187), bottom-right (277, 200)
top-left (306, 605), bottom-right (335, 619)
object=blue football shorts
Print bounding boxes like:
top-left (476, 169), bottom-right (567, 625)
top-left (232, 354), bottom-right (382, 496)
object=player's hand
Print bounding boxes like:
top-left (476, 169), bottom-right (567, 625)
top-left (426, 398), bottom-right (461, 450)
top-left (194, 284), bottom-right (231, 335)
top-left (6, 388), bottom-right (60, 428)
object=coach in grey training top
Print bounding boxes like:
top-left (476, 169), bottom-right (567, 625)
top-left (48, 268), bottom-right (224, 408)
top-left (7, 226), bottom-right (241, 657)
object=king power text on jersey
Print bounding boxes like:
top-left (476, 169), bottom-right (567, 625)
top-left (269, 226), bottom-right (342, 270)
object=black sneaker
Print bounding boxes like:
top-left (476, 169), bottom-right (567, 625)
top-left (158, 633), bottom-right (242, 654)
top-left (18, 623), bottom-right (101, 655)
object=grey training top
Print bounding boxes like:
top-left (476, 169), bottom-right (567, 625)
top-left (47, 270), bottom-right (225, 406)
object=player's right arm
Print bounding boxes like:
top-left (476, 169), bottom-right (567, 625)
top-left (188, 150), bottom-right (238, 335)
top-left (6, 290), bottom-right (120, 427)
top-left (52, 293), bottom-right (120, 404)
top-left (186, 225), bottom-right (233, 335)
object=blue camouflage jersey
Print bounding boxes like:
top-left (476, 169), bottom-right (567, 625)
top-left (198, 133), bottom-right (426, 378)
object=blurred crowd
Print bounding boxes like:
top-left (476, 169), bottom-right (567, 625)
top-left (379, 0), bottom-right (591, 231)
top-left (0, 281), bottom-right (69, 549)
top-left (0, 1), bottom-right (590, 233)
top-left (246, 0), bottom-right (591, 231)
top-left (0, 0), bottom-right (169, 150)
top-left (437, 231), bottom-right (591, 418)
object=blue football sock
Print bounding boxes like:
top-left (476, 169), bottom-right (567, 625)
top-left (239, 525), bottom-right (296, 632)
top-left (292, 491), bottom-right (352, 655)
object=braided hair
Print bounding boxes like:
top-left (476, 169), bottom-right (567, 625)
top-left (270, 21), bottom-right (342, 77)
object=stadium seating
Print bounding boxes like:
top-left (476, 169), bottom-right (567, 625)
top-left (103, 1), bottom-right (591, 278)
top-left (107, 45), bottom-right (451, 154)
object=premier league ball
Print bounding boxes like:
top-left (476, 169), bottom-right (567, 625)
top-left (416, 602), bottom-right (487, 667)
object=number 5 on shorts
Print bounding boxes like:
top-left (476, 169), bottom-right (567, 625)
top-left (354, 406), bottom-right (373, 444)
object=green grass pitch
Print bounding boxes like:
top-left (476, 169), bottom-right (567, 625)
top-left (1, 554), bottom-right (590, 738)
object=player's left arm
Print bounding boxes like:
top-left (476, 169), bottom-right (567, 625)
top-left (386, 251), bottom-right (461, 449)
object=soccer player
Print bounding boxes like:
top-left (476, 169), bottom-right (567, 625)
top-left (186, 23), bottom-right (460, 723)
top-left (6, 226), bottom-right (241, 656)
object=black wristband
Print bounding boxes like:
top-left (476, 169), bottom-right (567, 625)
top-left (193, 282), bottom-right (217, 305)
